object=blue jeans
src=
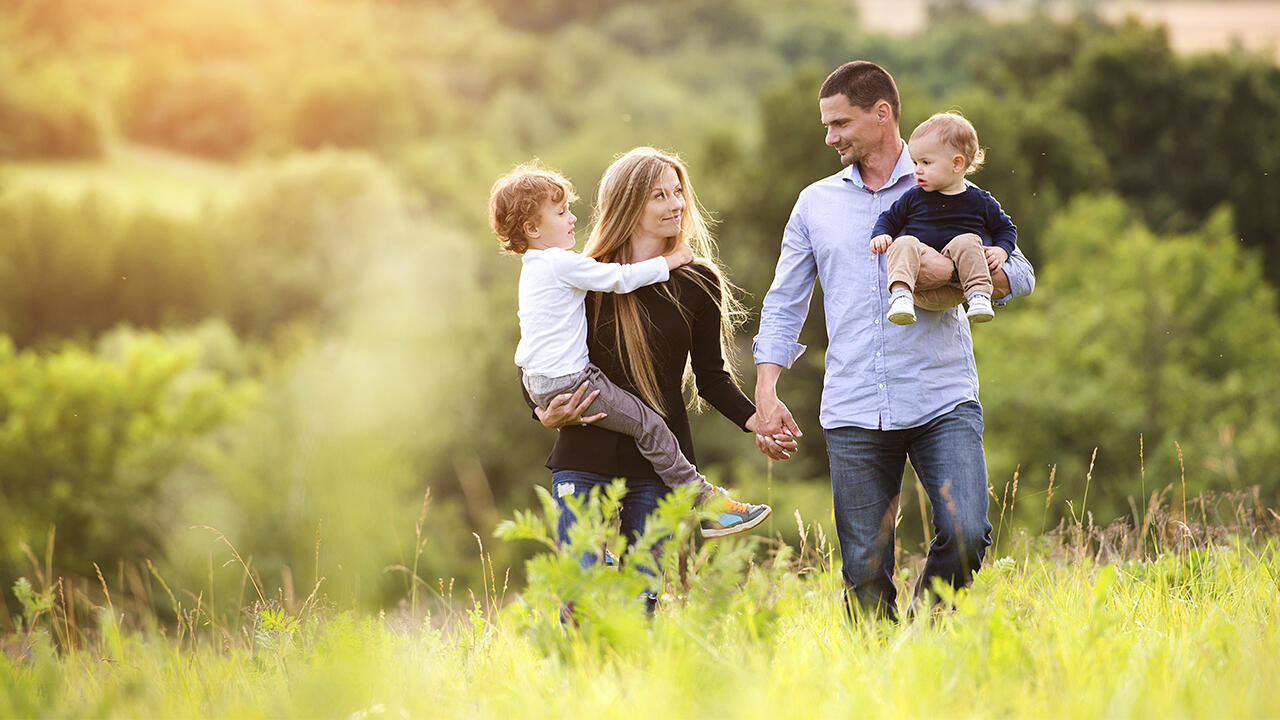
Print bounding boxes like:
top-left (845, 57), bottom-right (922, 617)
top-left (825, 401), bottom-right (992, 619)
top-left (550, 469), bottom-right (669, 570)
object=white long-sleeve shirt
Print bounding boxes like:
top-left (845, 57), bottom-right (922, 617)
top-left (515, 247), bottom-right (670, 378)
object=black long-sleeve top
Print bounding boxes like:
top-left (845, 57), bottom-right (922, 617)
top-left (526, 262), bottom-right (755, 479)
top-left (870, 184), bottom-right (1018, 256)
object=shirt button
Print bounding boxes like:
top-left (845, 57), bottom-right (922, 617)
top-left (875, 352), bottom-right (881, 357)
top-left (874, 319), bottom-right (880, 325)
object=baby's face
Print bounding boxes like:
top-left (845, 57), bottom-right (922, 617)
top-left (907, 135), bottom-right (966, 194)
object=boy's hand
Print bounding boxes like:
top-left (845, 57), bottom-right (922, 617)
top-left (665, 244), bottom-right (695, 270)
top-left (869, 234), bottom-right (894, 254)
top-left (985, 246), bottom-right (1009, 271)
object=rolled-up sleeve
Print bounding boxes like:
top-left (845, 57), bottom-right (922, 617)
top-left (994, 246), bottom-right (1036, 306)
top-left (752, 201), bottom-right (817, 368)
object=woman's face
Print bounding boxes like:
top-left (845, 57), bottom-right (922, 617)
top-left (632, 166), bottom-right (685, 246)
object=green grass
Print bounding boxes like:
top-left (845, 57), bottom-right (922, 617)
top-left (2, 143), bottom-right (238, 218)
top-left (3, 489), bottom-right (1278, 719)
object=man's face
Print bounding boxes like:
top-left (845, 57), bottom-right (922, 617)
top-left (820, 94), bottom-right (880, 167)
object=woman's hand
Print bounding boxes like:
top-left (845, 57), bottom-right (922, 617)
top-left (534, 381), bottom-right (607, 429)
top-left (745, 412), bottom-right (799, 461)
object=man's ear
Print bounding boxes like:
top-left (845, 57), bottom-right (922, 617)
top-left (876, 99), bottom-right (892, 124)
top-left (523, 219), bottom-right (541, 239)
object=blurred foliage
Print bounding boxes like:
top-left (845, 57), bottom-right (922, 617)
top-left (0, 325), bottom-right (257, 591)
top-left (1, 0), bottom-right (1280, 609)
top-left (121, 61), bottom-right (262, 159)
top-left (216, 151), bottom-right (410, 336)
top-left (0, 55), bottom-right (106, 159)
top-left (979, 196), bottom-right (1280, 520)
top-left (285, 64), bottom-right (416, 152)
top-left (0, 192), bottom-right (224, 346)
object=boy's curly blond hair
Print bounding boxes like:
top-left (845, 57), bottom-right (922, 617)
top-left (488, 162), bottom-right (578, 254)
top-left (910, 112), bottom-right (986, 175)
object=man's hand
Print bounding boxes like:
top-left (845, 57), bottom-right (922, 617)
top-left (753, 363), bottom-right (802, 460)
top-left (984, 246), bottom-right (1009, 272)
top-left (533, 381), bottom-right (606, 429)
top-left (869, 234), bottom-right (894, 254)
top-left (664, 243), bottom-right (695, 270)
top-left (745, 413), bottom-right (799, 460)
top-left (915, 246), bottom-right (956, 291)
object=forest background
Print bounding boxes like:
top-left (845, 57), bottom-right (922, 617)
top-left (3, 0), bottom-right (1280, 619)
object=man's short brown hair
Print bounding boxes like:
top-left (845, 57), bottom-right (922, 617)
top-left (819, 61), bottom-right (900, 122)
top-left (489, 162), bottom-right (578, 254)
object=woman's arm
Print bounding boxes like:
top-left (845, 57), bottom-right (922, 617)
top-left (685, 271), bottom-right (797, 459)
top-left (685, 268), bottom-right (758, 430)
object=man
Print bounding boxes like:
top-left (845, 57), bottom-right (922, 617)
top-left (751, 61), bottom-right (1036, 619)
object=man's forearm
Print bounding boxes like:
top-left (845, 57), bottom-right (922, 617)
top-left (991, 266), bottom-right (1011, 298)
top-left (755, 362), bottom-right (784, 404)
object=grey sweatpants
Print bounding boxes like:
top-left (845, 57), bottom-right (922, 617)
top-left (524, 363), bottom-right (712, 498)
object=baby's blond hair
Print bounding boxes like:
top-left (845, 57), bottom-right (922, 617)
top-left (910, 112), bottom-right (986, 175)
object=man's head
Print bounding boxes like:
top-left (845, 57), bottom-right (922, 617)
top-left (818, 61), bottom-right (901, 167)
top-left (489, 162), bottom-right (579, 254)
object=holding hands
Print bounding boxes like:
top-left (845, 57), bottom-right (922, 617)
top-left (869, 233), bottom-right (894, 254)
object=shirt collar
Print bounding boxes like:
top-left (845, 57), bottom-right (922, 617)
top-left (841, 139), bottom-right (914, 190)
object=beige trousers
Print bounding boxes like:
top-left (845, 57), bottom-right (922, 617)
top-left (885, 233), bottom-right (992, 312)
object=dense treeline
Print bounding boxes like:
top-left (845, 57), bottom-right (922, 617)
top-left (2, 0), bottom-right (1279, 612)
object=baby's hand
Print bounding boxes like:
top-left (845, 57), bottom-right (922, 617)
top-left (869, 234), bottom-right (894, 254)
top-left (984, 246), bottom-right (1009, 271)
top-left (665, 243), bottom-right (695, 270)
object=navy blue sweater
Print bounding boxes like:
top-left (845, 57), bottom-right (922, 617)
top-left (870, 184), bottom-right (1017, 255)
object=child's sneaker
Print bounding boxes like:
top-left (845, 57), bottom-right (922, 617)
top-left (966, 293), bottom-right (994, 323)
top-left (698, 487), bottom-right (772, 538)
top-left (887, 293), bottom-right (916, 325)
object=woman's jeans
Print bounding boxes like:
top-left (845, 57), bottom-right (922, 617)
top-left (550, 469), bottom-right (668, 610)
top-left (825, 401), bottom-right (992, 619)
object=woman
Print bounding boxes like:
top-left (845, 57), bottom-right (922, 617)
top-left (532, 147), bottom-right (795, 580)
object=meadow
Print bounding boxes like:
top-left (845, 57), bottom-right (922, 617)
top-left (3, 483), bottom-right (1278, 719)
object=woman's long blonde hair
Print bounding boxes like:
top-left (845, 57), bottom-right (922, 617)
top-left (583, 147), bottom-right (748, 415)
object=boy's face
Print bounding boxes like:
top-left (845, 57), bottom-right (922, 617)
top-left (526, 197), bottom-right (577, 251)
top-left (907, 134), bottom-right (966, 194)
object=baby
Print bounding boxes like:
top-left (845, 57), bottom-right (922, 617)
top-left (869, 112), bottom-right (1017, 325)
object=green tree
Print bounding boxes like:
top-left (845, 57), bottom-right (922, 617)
top-left (978, 195), bottom-right (1280, 522)
top-left (1063, 21), bottom-right (1280, 288)
top-left (0, 192), bottom-right (223, 346)
top-left (0, 327), bottom-right (255, 592)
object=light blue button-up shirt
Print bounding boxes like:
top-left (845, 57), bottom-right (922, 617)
top-left (752, 142), bottom-right (1036, 431)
